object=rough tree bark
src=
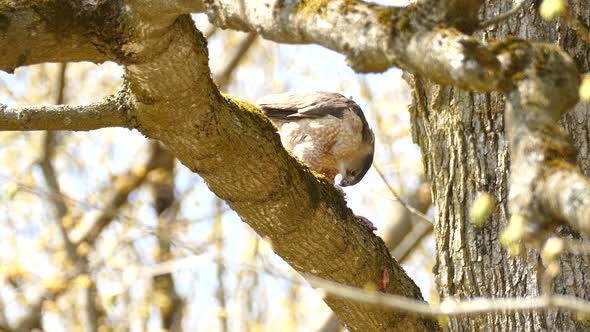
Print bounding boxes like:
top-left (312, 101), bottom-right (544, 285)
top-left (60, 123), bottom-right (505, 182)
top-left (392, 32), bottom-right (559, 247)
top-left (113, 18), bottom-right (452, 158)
top-left (410, 0), bottom-right (590, 330)
top-left (2, 0), bottom-right (590, 331)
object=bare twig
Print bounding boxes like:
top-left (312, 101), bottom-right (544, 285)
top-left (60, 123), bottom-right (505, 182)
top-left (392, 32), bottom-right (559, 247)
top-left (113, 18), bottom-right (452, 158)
top-left (128, 253), bottom-right (590, 319)
top-left (563, 9), bottom-right (590, 47)
top-left (305, 275), bottom-right (590, 317)
top-left (0, 175), bottom-right (190, 229)
top-left (204, 26), bottom-right (217, 39)
top-left (373, 164), bottom-right (433, 224)
top-left (72, 144), bottom-right (179, 246)
top-left (479, 0), bottom-right (527, 29)
top-left (72, 166), bottom-right (151, 245)
top-left (214, 198), bottom-right (229, 332)
top-left (35, 63), bottom-right (99, 332)
top-left (392, 219), bottom-right (433, 262)
top-left (39, 63), bottom-right (79, 265)
top-left (214, 33), bottom-right (257, 90)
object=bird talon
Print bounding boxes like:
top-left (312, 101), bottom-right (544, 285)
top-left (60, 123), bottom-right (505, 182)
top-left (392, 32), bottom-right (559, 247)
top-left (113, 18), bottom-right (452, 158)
top-left (334, 185), bottom-right (347, 201)
top-left (355, 215), bottom-right (377, 232)
top-left (380, 268), bottom-right (390, 291)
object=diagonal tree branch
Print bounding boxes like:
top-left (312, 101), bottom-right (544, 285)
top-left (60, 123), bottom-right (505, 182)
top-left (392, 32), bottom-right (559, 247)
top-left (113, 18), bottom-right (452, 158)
top-left (214, 33), bottom-right (257, 90)
top-left (122, 6), bottom-right (437, 331)
top-left (71, 149), bottom-right (166, 246)
top-left (479, 0), bottom-right (527, 29)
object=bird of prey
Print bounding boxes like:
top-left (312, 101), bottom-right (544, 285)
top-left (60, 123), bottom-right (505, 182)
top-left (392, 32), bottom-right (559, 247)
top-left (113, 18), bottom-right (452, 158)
top-left (257, 91), bottom-right (375, 187)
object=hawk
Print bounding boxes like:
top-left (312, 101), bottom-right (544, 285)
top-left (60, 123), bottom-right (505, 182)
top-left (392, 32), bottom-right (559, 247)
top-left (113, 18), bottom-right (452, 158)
top-left (257, 91), bottom-right (375, 187)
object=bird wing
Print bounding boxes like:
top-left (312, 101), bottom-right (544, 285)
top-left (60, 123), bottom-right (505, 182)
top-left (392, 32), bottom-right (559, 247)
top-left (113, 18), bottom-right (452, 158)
top-left (256, 91), bottom-right (352, 120)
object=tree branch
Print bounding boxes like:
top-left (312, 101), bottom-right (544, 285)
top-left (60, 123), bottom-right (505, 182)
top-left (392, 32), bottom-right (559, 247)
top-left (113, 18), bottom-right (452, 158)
top-left (319, 178), bottom-right (433, 332)
top-left (374, 165), bottom-right (433, 225)
top-left (34, 62), bottom-right (99, 332)
top-left (478, 0), bottom-right (527, 29)
top-left (0, 0), bottom-right (203, 72)
top-left (206, 0), bottom-right (590, 244)
top-left (499, 41), bottom-right (589, 238)
top-left (214, 33), bottom-right (257, 90)
top-left (9, 0), bottom-right (569, 330)
top-left (131, 252), bottom-right (590, 321)
top-left (71, 149), bottom-right (165, 246)
top-left (305, 275), bottom-right (590, 318)
top-left (147, 141), bottom-right (185, 331)
top-left (120, 9), bottom-right (438, 332)
top-left (0, 2), bottom-right (108, 72)
top-left (201, 1), bottom-right (502, 90)
top-left (0, 95), bottom-right (132, 131)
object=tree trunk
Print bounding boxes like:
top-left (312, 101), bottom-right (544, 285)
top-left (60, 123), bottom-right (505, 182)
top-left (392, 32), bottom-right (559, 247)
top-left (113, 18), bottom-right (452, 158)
top-left (410, 1), bottom-right (590, 330)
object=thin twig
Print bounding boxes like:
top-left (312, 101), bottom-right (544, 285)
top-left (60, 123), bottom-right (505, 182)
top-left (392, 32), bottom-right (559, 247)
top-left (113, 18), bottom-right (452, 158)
top-left (392, 219), bottom-right (433, 262)
top-left (215, 33), bottom-right (257, 90)
top-left (373, 164), bottom-right (433, 224)
top-left (304, 274), bottom-right (590, 317)
top-left (0, 175), bottom-right (211, 230)
top-left (479, 0), bottom-right (527, 29)
top-left (318, 178), bottom-right (433, 332)
top-left (563, 9), bottom-right (590, 47)
top-left (39, 63), bottom-right (79, 265)
top-left (37, 63), bottom-right (99, 332)
top-left (214, 198), bottom-right (229, 332)
top-left (126, 253), bottom-right (590, 318)
top-left (204, 26), bottom-right (217, 39)
top-left (72, 143), bottom-right (177, 246)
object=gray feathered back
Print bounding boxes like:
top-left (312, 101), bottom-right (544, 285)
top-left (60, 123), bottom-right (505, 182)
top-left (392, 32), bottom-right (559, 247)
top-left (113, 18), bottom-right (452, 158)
top-left (257, 92), bottom-right (373, 143)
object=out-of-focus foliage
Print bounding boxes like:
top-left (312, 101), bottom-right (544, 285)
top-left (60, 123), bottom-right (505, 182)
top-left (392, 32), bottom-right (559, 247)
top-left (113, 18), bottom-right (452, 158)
top-left (0, 10), bottom-right (433, 332)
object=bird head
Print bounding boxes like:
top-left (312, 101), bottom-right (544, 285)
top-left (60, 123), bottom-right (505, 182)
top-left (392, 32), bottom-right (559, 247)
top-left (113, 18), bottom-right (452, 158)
top-left (338, 134), bottom-right (375, 187)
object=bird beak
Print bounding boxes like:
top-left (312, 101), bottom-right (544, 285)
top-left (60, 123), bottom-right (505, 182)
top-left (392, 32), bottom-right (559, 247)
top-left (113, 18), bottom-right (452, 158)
top-left (340, 152), bottom-right (374, 187)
